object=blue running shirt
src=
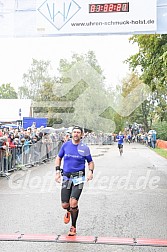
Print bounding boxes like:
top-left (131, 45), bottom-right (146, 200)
top-left (58, 140), bottom-right (93, 173)
top-left (116, 135), bottom-right (124, 145)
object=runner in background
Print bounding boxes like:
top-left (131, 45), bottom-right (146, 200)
top-left (116, 131), bottom-right (124, 156)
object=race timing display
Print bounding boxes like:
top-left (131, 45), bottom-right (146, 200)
top-left (89, 2), bottom-right (129, 13)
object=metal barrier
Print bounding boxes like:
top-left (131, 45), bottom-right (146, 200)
top-left (0, 140), bottom-right (62, 177)
top-left (0, 146), bottom-right (16, 178)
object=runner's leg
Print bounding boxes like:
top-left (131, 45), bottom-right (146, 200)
top-left (69, 183), bottom-right (84, 228)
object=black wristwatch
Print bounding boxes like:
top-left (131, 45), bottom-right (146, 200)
top-left (55, 166), bottom-right (61, 171)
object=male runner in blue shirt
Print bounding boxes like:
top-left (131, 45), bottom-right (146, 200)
top-left (116, 131), bottom-right (124, 155)
top-left (55, 126), bottom-right (94, 236)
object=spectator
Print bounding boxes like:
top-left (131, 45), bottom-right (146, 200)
top-left (0, 136), bottom-right (9, 173)
top-left (151, 131), bottom-right (157, 148)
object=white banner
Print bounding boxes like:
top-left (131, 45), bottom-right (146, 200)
top-left (0, 0), bottom-right (161, 37)
top-left (36, 0), bottom-right (157, 35)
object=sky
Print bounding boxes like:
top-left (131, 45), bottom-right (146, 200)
top-left (0, 35), bottom-right (139, 91)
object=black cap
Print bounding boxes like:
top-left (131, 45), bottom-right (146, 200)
top-left (72, 126), bottom-right (83, 133)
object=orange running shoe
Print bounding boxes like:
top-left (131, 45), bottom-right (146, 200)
top-left (64, 211), bottom-right (70, 224)
top-left (68, 226), bottom-right (76, 236)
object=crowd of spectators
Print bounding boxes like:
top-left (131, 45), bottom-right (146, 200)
top-left (0, 126), bottom-right (64, 174)
top-left (124, 128), bottom-right (157, 148)
top-left (1, 123), bottom-right (156, 176)
top-left (0, 126), bottom-right (114, 175)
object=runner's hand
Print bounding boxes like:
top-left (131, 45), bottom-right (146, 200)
top-left (87, 170), bottom-right (93, 181)
top-left (55, 172), bottom-right (61, 183)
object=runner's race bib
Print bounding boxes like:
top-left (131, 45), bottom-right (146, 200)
top-left (72, 176), bottom-right (85, 185)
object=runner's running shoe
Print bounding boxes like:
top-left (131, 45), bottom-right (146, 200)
top-left (64, 211), bottom-right (70, 224)
top-left (68, 226), bottom-right (76, 236)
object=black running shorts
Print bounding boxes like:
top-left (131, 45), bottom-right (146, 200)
top-left (118, 144), bottom-right (123, 149)
top-left (61, 179), bottom-right (84, 203)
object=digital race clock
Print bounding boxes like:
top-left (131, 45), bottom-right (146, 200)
top-left (89, 3), bottom-right (129, 13)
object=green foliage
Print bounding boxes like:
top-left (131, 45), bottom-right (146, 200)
top-left (60, 80), bottom-right (89, 101)
top-left (18, 59), bottom-right (61, 125)
top-left (113, 114), bottom-right (125, 133)
top-left (49, 117), bottom-right (62, 125)
top-left (114, 73), bottom-right (152, 131)
top-left (152, 121), bottom-right (167, 140)
top-left (126, 34), bottom-right (167, 126)
top-left (18, 59), bottom-right (52, 99)
top-left (19, 52), bottom-right (114, 131)
top-left (128, 35), bottom-right (167, 85)
top-left (54, 51), bottom-right (113, 132)
top-left (0, 83), bottom-right (18, 99)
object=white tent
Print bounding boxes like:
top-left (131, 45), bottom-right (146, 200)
top-left (0, 99), bottom-right (32, 122)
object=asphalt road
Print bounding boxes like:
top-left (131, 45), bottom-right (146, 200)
top-left (0, 142), bottom-right (167, 252)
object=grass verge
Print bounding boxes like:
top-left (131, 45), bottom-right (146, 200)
top-left (153, 147), bottom-right (167, 159)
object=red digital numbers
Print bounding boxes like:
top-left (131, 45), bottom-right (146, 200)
top-left (122, 3), bottom-right (128, 11)
top-left (96, 4), bottom-right (101, 12)
top-left (116, 3), bottom-right (122, 12)
top-left (89, 3), bottom-right (129, 13)
top-left (104, 4), bottom-right (109, 12)
top-left (90, 4), bottom-right (96, 13)
top-left (108, 4), bottom-right (113, 12)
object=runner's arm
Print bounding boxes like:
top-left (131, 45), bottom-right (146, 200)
top-left (55, 156), bottom-right (62, 183)
top-left (87, 161), bottom-right (94, 181)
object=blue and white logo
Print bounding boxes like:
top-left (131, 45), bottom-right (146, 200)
top-left (37, 0), bottom-right (81, 31)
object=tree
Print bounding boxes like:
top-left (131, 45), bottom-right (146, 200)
top-left (32, 79), bottom-right (71, 125)
top-left (18, 59), bottom-right (52, 100)
top-left (18, 52), bottom-right (116, 132)
top-left (0, 83), bottom-right (18, 99)
top-left (153, 121), bottom-right (167, 140)
top-left (126, 34), bottom-right (167, 124)
top-left (55, 51), bottom-right (114, 132)
top-left (121, 72), bottom-right (152, 131)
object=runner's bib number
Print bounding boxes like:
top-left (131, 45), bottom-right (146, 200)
top-left (72, 176), bottom-right (85, 185)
